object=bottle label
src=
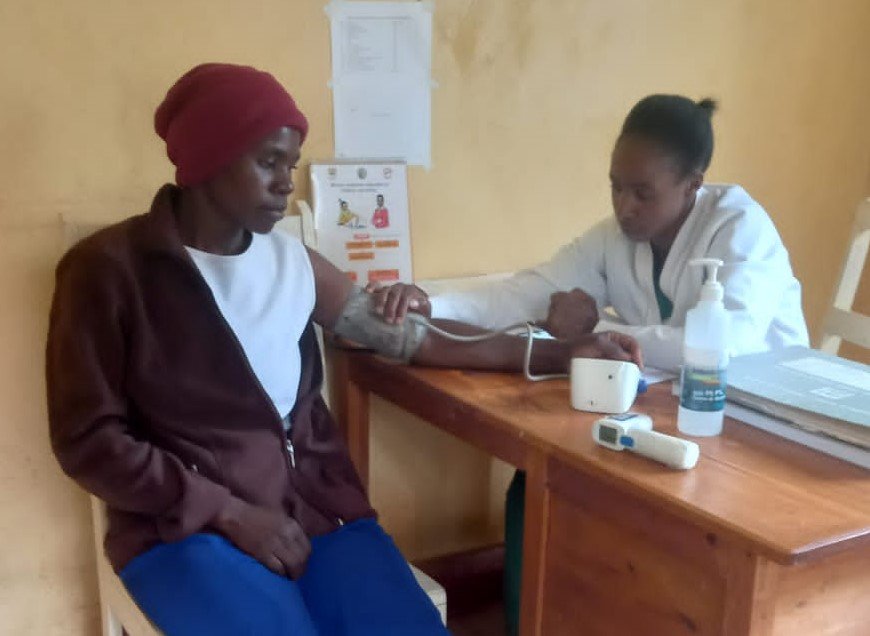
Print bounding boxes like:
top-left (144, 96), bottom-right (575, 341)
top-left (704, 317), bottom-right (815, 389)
top-left (680, 366), bottom-right (726, 412)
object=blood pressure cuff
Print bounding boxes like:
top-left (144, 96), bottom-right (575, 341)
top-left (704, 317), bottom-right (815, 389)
top-left (333, 287), bottom-right (427, 362)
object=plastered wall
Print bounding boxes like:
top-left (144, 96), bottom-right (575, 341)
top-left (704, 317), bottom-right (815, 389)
top-left (1, 1), bottom-right (868, 632)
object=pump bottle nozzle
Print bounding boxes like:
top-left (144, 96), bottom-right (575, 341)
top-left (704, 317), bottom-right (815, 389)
top-left (689, 258), bottom-right (724, 302)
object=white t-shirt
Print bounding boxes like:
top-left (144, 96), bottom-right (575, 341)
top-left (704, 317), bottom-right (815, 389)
top-left (430, 184), bottom-right (810, 371)
top-left (186, 231), bottom-right (316, 419)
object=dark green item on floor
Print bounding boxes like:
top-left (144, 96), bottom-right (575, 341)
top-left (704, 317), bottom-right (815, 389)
top-left (504, 470), bottom-right (525, 636)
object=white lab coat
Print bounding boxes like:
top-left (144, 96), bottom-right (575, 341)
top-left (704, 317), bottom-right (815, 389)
top-left (430, 184), bottom-right (809, 371)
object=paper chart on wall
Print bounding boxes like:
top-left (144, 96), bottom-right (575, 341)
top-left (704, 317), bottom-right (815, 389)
top-left (310, 161), bottom-right (413, 286)
top-left (326, 0), bottom-right (433, 168)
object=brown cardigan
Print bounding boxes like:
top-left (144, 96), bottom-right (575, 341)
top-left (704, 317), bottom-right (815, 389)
top-left (46, 185), bottom-right (373, 571)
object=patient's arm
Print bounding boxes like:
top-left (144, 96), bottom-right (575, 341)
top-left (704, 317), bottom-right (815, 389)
top-left (307, 247), bottom-right (641, 373)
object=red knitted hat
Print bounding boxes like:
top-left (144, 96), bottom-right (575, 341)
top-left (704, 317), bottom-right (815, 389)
top-left (155, 63), bottom-right (309, 187)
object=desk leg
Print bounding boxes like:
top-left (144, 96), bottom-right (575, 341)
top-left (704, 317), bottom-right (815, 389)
top-left (723, 546), bottom-right (780, 636)
top-left (345, 379), bottom-right (370, 492)
top-left (332, 351), bottom-right (371, 492)
top-left (722, 548), bottom-right (779, 635)
top-left (519, 450), bottom-right (549, 636)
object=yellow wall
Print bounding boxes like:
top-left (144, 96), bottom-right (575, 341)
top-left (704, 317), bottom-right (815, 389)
top-left (1, 0), bottom-right (868, 632)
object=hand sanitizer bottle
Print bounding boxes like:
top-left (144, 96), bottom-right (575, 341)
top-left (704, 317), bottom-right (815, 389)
top-left (677, 258), bottom-right (729, 436)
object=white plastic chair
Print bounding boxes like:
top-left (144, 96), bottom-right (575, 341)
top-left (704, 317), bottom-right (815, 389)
top-left (819, 198), bottom-right (870, 354)
top-left (65, 209), bottom-right (445, 634)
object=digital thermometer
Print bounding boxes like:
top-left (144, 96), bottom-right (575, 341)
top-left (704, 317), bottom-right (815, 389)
top-left (593, 413), bottom-right (699, 470)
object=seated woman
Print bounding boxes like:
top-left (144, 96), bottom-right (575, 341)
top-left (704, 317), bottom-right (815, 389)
top-left (45, 63), bottom-right (640, 636)
top-left (370, 94), bottom-right (810, 635)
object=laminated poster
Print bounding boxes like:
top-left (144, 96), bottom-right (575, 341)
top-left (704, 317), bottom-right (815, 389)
top-left (310, 161), bottom-right (413, 286)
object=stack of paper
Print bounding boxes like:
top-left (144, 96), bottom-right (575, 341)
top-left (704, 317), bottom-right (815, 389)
top-left (726, 346), bottom-right (869, 469)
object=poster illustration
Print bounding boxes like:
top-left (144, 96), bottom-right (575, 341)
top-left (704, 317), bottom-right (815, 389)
top-left (310, 161), bottom-right (413, 285)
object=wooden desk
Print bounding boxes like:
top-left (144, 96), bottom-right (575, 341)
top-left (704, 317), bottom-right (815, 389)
top-left (334, 352), bottom-right (870, 636)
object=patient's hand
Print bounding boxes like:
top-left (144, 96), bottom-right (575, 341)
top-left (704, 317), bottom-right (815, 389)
top-left (365, 282), bottom-right (431, 324)
top-left (214, 497), bottom-right (311, 579)
top-left (544, 289), bottom-right (599, 341)
top-left (571, 331), bottom-right (644, 369)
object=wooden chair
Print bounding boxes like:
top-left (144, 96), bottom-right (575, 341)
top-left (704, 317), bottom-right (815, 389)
top-left (64, 209), bottom-right (446, 635)
top-left (90, 497), bottom-right (161, 636)
top-left (819, 198), bottom-right (870, 354)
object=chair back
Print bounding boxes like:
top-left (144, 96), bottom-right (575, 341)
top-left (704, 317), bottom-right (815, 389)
top-left (819, 198), bottom-right (870, 354)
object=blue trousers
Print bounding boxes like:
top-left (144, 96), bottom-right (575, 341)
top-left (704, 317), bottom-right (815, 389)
top-left (120, 518), bottom-right (449, 636)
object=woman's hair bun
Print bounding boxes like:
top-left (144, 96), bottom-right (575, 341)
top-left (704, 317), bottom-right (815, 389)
top-left (697, 97), bottom-right (718, 116)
